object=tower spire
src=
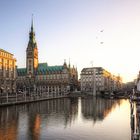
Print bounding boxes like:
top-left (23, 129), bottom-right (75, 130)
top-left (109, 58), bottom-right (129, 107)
top-left (31, 14), bottom-right (34, 32)
top-left (29, 14), bottom-right (36, 43)
top-left (26, 16), bottom-right (38, 76)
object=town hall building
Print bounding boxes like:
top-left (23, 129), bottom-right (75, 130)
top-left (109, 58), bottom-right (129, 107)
top-left (17, 20), bottom-right (78, 95)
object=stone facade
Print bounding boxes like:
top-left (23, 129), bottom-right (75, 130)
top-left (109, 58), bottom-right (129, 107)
top-left (0, 49), bottom-right (16, 94)
top-left (80, 67), bottom-right (122, 93)
top-left (17, 21), bottom-right (78, 95)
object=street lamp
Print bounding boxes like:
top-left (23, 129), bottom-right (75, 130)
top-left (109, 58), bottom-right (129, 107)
top-left (28, 74), bottom-right (32, 99)
top-left (24, 86), bottom-right (26, 101)
top-left (7, 87), bottom-right (9, 103)
top-left (93, 68), bottom-right (96, 96)
top-left (91, 61), bottom-right (96, 96)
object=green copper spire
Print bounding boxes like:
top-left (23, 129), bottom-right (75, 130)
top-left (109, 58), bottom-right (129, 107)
top-left (31, 14), bottom-right (34, 32)
top-left (27, 15), bottom-right (37, 49)
top-left (29, 14), bottom-right (36, 44)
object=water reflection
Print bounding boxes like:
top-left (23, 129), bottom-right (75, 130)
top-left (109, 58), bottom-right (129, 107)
top-left (0, 98), bottom-right (79, 140)
top-left (25, 98), bottom-right (78, 140)
top-left (0, 97), bottom-right (129, 140)
top-left (0, 107), bottom-right (19, 140)
top-left (81, 97), bottom-right (122, 122)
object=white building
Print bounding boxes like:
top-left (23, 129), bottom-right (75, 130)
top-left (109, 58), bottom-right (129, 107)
top-left (80, 67), bottom-right (122, 94)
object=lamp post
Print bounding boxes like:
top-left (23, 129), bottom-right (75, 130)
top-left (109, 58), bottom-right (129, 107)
top-left (7, 87), bottom-right (9, 103)
top-left (0, 87), bottom-right (4, 104)
top-left (1, 87), bottom-right (4, 97)
top-left (93, 68), bottom-right (96, 96)
top-left (28, 74), bottom-right (32, 100)
top-left (24, 86), bottom-right (26, 101)
top-left (91, 61), bottom-right (96, 96)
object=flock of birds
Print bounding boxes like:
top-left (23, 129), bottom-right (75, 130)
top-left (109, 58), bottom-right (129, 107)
top-left (96, 29), bottom-right (104, 45)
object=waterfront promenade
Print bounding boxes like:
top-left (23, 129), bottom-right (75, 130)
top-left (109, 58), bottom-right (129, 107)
top-left (0, 91), bottom-right (128, 107)
top-left (0, 91), bottom-right (68, 107)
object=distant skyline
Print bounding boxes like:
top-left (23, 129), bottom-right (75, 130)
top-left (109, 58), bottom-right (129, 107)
top-left (1, 0), bottom-right (140, 82)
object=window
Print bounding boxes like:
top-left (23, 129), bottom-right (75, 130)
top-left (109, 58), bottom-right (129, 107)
top-left (44, 76), bottom-right (46, 80)
top-left (50, 75), bottom-right (52, 79)
top-left (29, 65), bottom-right (31, 71)
top-left (28, 60), bottom-right (32, 71)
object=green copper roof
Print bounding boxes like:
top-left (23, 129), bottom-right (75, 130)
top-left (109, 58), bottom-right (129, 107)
top-left (38, 63), bottom-right (48, 70)
top-left (37, 63), bottom-right (47, 74)
top-left (37, 63), bottom-right (64, 74)
top-left (17, 63), bottom-right (64, 76)
top-left (17, 68), bottom-right (27, 76)
top-left (47, 66), bottom-right (64, 72)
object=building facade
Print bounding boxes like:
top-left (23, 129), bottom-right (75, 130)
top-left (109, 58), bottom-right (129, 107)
top-left (17, 21), bottom-right (78, 95)
top-left (135, 71), bottom-right (140, 91)
top-left (0, 49), bottom-right (16, 94)
top-left (80, 67), bottom-right (122, 94)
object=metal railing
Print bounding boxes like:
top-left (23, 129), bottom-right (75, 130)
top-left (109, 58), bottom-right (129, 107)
top-left (0, 90), bottom-right (68, 106)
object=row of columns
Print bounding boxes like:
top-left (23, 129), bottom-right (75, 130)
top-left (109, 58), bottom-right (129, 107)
top-left (36, 85), bottom-right (67, 93)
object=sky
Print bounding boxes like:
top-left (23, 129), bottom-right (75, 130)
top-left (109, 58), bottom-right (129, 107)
top-left (0, 0), bottom-right (140, 83)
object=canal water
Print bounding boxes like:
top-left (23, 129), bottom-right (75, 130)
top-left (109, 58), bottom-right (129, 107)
top-left (0, 97), bottom-right (131, 140)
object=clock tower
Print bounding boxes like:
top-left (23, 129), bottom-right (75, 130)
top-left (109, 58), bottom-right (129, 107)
top-left (26, 18), bottom-right (38, 77)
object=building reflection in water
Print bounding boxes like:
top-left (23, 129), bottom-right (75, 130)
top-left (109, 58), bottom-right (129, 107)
top-left (25, 98), bottom-right (78, 139)
top-left (0, 97), bottom-right (123, 139)
top-left (81, 97), bottom-right (122, 122)
top-left (0, 98), bottom-right (78, 140)
top-left (0, 106), bottom-right (19, 140)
